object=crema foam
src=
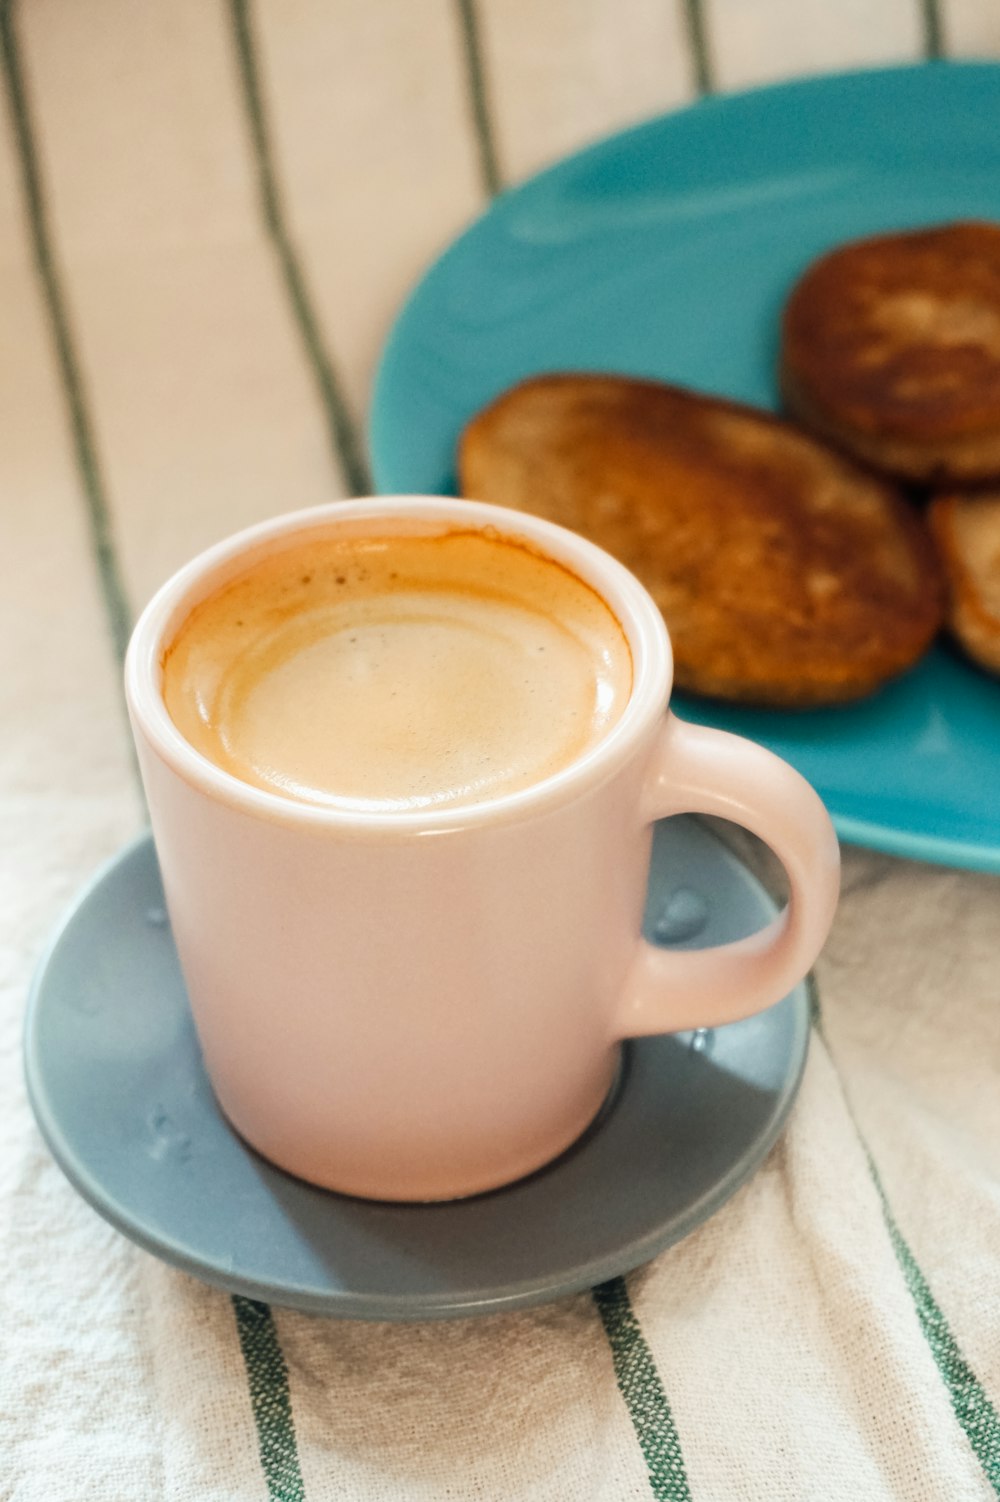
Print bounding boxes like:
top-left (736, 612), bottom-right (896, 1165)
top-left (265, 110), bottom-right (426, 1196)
top-left (161, 527), bottom-right (632, 813)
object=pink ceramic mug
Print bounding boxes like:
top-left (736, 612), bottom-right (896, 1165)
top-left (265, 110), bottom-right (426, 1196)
top-left (125, 497), bottom-right (840, 1202)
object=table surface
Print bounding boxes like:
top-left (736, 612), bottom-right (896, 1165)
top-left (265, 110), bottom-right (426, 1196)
top-left (2, 5), bottom-right (999, 1500)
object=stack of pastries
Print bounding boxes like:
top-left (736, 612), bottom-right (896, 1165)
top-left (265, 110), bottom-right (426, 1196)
top-left (459, 221), bottom-right (1000, 707)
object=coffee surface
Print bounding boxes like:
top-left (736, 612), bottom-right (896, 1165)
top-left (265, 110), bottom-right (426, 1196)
top-left (162, 528), bottom-right (632, 812)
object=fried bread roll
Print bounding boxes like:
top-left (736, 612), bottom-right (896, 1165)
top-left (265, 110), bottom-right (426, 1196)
top-left (460, 373), bottom-right (945, 706)
top-left (781, 222), bottom-right (1000, 485)
top-left (928, 491), bottom-right (1000, 676)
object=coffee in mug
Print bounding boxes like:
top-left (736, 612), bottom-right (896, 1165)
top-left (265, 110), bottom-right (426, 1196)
top-left (161, 528), bottom-right (632, 813)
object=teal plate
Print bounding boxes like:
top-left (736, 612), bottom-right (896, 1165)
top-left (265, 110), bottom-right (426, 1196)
top-left (371, 62), bottom-right (1000, 872)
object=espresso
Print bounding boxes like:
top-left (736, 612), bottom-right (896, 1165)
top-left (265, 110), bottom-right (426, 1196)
top-left (162, 527), bottom-right (632, 813)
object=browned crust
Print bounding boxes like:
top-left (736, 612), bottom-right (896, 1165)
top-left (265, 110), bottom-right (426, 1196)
top-left (781, 222), bottom-right (1000, 484)
top-left (927, 493), bottom-right (1000, 675)
top-left (459, 373), bottom-right (946, 707)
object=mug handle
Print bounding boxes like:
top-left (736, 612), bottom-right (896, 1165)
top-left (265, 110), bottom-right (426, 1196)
top-left (615, 712), bottom-right (840, 1038)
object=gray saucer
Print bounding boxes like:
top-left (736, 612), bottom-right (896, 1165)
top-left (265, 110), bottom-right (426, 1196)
top-left (24, 817), bottom-right (809, 1320)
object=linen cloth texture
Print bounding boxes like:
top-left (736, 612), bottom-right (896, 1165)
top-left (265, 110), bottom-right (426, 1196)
top-left (2, 2), bottom-right (998, 1499)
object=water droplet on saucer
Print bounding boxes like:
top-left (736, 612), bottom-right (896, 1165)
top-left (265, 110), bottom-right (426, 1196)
top-left (653, 887), bottom-right (708, 944)
top-left (147, 1107), bottom-right (191, 1163)
top-left (145, 905), bottom-right (169, 928)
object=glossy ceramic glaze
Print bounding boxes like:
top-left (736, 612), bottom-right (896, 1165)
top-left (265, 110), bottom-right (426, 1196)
top-left (125, 498), bottom-right (838, 1201)
top-left (370, 62), bottom-right (1000, 872)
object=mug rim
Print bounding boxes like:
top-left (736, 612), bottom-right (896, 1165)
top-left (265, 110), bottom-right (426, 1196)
top-left (124, 496), bottom-right (673, 833)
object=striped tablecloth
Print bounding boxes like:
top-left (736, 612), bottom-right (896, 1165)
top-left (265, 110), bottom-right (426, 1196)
top-left (2, 3), bottom-right (1000, 1498)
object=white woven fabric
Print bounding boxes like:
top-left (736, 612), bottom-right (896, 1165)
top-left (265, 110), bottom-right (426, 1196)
top-left (2, 4), bottom-right (999, 1498)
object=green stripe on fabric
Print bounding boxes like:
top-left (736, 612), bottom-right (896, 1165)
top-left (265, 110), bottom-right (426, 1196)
top-left (455, 0), bottom-right (502, 197)
top-left (0, 0), bottom-right (132, 668)
top-left (813, 993), bottom-right (1000, 1491)
top-left (593, 1277), bottom-right (693, 1502)
top-left (919, 0), bottom-right (945, 60)
top-left (233, 1297), bottom-right (306, 1502)
top-left (680, 0), bottom-right (714, 96)
top-left (228, 0), bottom-right (371, 496)
top-left (867, 1156), bottom-right (1000, 1490)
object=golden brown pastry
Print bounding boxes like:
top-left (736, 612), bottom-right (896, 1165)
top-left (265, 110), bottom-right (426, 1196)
top-left (928, 490), bottom-right (1000, 675)
top-left (459, 372), bottom-right (946, 706)
top-left (781, 221), bottom-right (1000, 485)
